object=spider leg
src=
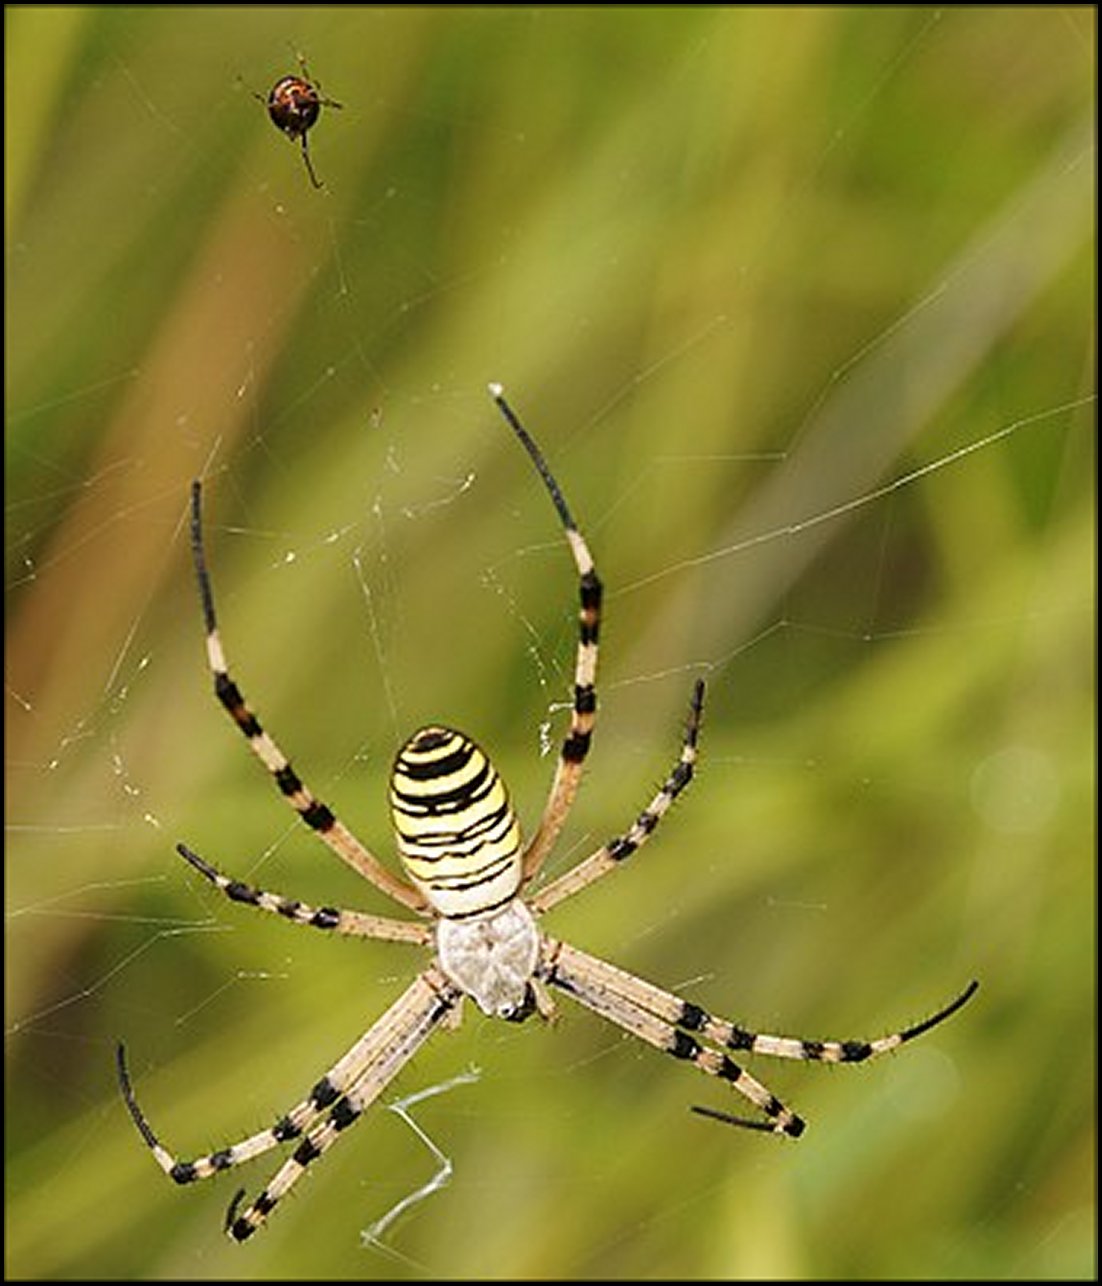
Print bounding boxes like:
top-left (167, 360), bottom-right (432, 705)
top-left (698, 977), bottom-right (981, 1065)
top-left (540, 938), bottom-right (806, 1136)
top-left (542, 939), bottom-right (977, 1134)
top-left (176, 843), bottom-right (432, 945)
top-left (291, 50), bottom-right (342, 110)
top-left (187, 481), bottom-right (426, 913)
top-left (686, 977), bottom-right (978, 1128)
top-left (531, 679), bottom-right (704, 914)
top-left (298, 134), bottom-right (323, 189)
top-left (489, 387), bottom-right (603, 886)
top-left (116, 970), bottom-right (458, 1207)
top-left (117, 1042), bottom-right (328, 1183)
top-left (224, 969), bottom-right (460, 1242)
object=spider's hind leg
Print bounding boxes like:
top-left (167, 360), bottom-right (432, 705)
top-left (530, 678), bottom-right (705, 914)
top-left (489, 388), bottom-right (603, 885)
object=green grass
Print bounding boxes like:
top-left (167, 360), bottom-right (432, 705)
top-left (5, 6), bottom-right (1094, 1280)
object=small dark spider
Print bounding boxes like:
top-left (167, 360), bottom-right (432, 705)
top-left (254, 55), bottom-right (341, 190)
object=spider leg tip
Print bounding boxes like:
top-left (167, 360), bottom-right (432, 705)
top-left (225, 1188), bottom-right (247, 1228)
top-left (689, 1103), bottom-right (779, 1134)
top-left (175, 841), bottom-right (211, 877)
top-left (487, 381), bottom-right (504, 399)
top-left (949, 978), bottom-right (980, 1011)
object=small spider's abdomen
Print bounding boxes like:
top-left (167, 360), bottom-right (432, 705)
top-left (390, 727), bottom-right (522, 920)
top-left (267, 76), bottom-right (321, 139)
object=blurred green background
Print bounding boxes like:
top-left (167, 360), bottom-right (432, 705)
top-left (5, 5), bottom-right (1094, 1280)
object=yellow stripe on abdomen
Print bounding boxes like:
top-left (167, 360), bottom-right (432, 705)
top-left (390, 727), bottom-right (522, 919)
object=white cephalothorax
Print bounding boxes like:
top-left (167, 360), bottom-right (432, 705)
top-left (434, 901), bottom-right (540, 1019)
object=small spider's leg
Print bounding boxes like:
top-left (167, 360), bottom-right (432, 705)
top-left (187, 482), bottom-right (426, 914)
top-left (489, 387), bottom-right (603, 886)
top-left (236, 72), bottom-right (266, 105)
top-left (530, 679), bottom-right (704, 914)
top-left (540, 939), bottom-right (806, 1137)
top-left (175, 843), bottom-right (432, 945)
top-left (291, 50), bottom-right (343, 109)
top-left (298, 134), bottom-right (324, 189)
top-left (293, 49), bottom-right (315, 85)
top-left (225, 969), bottom-right (460, 1243)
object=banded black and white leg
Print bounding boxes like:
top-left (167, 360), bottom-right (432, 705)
top-left (187, 481), bottom-right (426, 914)
top-left (541, 939), bottom-right (979, 1134)
top-left (176, 842), bottom-right (431, 945)
top-left (531, 678), bottom-right (705, 915)
top-left (489, 387), bottom-right (603, 886)
top-left (223, 969), bottom-right (460, 1241)
top-left (116, 969), bottom-right (460, 1242)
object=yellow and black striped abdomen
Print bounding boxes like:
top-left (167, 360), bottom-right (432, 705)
top-left (390, 727), bottom-right (522, 920)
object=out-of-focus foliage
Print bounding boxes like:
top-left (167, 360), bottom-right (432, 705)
top-left (6, 6), bottom-right (1094, 1280)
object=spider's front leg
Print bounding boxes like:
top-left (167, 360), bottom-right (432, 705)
top-left (539, 939), bottom-right (806, 1136)
top-left (540, 938), bottom-right (977, 1136)
top-left (116, 969), bottom-right (460, 1242)
top-left (223, 969), bottom-right (460, 1242)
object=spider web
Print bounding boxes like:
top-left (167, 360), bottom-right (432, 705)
top-left (5, 6), bottom-right (1095, 1282)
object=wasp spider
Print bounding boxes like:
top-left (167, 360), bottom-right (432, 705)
top-left (117, 385), bottom-right (978, 1243)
